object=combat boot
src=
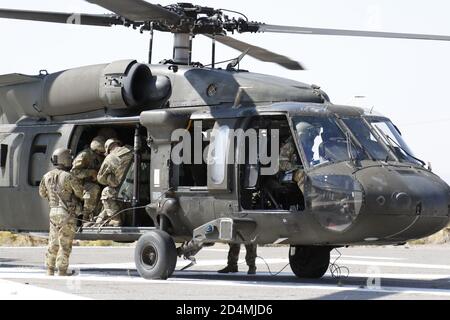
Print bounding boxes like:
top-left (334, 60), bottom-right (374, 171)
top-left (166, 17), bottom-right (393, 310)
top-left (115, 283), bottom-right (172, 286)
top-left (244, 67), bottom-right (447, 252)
top-left (248, 266), bottom-right (257, 275)
top-left (58, 270), bottom-right (73, 277)
top-left (217, 265), bottom-right (238, 274)
top-left (107, 217), bottom-right (122, 227)
top-left (47, 268), bottom-right (55, 276)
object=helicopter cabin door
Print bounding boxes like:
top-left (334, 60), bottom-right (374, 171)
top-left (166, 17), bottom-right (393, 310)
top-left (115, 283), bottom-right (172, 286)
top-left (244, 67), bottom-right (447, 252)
top-left (171, 117), bottom-right (238, 228)
top-left (239, 115), bottom-right (305, 212)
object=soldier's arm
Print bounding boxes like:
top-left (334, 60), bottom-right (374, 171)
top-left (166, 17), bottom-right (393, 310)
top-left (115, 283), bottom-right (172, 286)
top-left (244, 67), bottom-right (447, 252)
top-left (71, 151), bottom-right (96, 180)
top-left (106, 175), bottom-right (120, 188)
top-left (98, 169), bottom-right (120, 188)
top-left (38, 178), bottom-right (48, 200)
top-left (72, 168), bottom-right (97, 180)
top-left (97, 164), bottom-right (109, 186)
top-left (69, 175), bottom-right (84, 200)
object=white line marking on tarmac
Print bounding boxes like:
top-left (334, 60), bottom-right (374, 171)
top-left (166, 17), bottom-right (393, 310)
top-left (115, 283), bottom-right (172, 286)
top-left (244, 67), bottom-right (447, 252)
top-left (331, 255), bottom-right (405, 261)
top-left (1, 268), bottom-right (450, 298)
top-left (0, 279), bottom-right (88, 300)
top-left (27, 256), bottom-right (450, 271)
top-left (336, 259), bottom-right (450, 270)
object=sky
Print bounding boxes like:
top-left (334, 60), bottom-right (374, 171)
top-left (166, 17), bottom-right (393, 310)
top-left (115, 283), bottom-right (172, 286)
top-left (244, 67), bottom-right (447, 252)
top-left (0, 0), bottom-right (449, 183)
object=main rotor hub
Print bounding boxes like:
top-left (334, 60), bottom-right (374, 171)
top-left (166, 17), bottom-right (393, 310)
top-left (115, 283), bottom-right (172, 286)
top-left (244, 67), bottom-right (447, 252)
top-left (145, 2), bottom-right (260, 35)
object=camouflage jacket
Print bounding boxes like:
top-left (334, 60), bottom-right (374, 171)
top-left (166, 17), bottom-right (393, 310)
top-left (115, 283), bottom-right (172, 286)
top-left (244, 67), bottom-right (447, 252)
top-left (97, 145), bottom-right (133, 188)
top-left (279, 137), bottom-right (300, 172)
top-left (71, 148), bottom-right (104, 183)
top-left (39, 169), bottom-right (84, 214)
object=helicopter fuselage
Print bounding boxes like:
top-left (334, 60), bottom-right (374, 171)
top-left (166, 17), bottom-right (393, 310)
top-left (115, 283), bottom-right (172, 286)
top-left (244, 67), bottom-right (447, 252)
top-left (0, 63), bottom-right (448, 249)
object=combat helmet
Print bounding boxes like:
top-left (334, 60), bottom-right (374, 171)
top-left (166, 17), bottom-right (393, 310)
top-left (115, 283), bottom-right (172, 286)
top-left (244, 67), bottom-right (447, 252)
top-left (90, 136), bottom-right (106, 154)
top-left (104, 138), bottom-right (122, 155)
top-left (51, 148), bottom-right (73, 169)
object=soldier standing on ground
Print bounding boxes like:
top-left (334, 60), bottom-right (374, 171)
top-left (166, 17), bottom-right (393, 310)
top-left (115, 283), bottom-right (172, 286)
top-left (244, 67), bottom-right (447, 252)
top-left (71, 136), bottom-right (106, 226)
top-left (96, 139), bottom-right (133, 227)
top-left (218, 244), bottom-right (257, 275)
top-left (39, 148), bottom-right (84, 276)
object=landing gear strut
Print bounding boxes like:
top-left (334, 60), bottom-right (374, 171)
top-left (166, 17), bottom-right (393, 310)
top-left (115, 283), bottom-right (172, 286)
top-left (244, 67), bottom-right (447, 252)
top-left (289, 245), bottom-right (331, 279)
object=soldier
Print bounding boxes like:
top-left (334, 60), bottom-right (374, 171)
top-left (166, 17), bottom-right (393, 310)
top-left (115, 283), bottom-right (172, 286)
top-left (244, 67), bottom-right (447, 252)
top-left (218, 244), bottom-right (257, 275)
top-left (71, 136), bottom-right (106, 226)
top-left (279, 135), bottom-right (307, 194)
top-left (39, 148), bottom-right (83, 276)
top-left (96, 139), bottom-right (133, 227)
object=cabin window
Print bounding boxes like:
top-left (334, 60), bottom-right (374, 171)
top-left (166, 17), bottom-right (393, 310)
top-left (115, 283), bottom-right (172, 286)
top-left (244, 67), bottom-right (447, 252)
top-left (209, 124), bottom-right (230, 185)
top-left (174, 120), bottom-right (215, 188)
top-left (0, 133), bottom-right (24, 187)
top-left (207, 119), bottom-right (236, 192)
top-left (28, 133), bottom-right (61, 186)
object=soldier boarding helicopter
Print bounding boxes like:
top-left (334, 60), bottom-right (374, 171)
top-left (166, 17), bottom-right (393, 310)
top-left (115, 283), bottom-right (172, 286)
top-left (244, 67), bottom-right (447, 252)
top-left (0, 0), bottom-right (449, 280)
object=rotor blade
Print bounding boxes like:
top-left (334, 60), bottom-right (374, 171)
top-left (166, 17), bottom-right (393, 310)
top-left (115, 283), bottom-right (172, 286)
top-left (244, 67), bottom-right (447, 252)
top-left (206, 35), bottom-right (304, 70)
top-left (86, 0), bottom-right (180, 23)
top-left (0, 8), bottom-right (120, 27)
top-left (258, 24), bottom-right (450, 42)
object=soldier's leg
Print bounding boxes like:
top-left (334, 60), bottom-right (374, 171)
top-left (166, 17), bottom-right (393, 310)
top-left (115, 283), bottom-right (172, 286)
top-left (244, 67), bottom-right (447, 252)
top-left (82, 183), bottom-right (101, 222)
top-left (294, 170), bottom-right (306, 195)
top-left (227, 243), bottom-right (241, 267)
top-left (45, 221), bottom-right (59, 275)
top-left (245, 244), bottom-right (257, 275)
top-left (218, 243), bottom-right (240, 273)
top-left (245, 244), bottom-right (257, 267)
top-left (105, 199), bottom-right (122, 227)
top-left (97, 187), bottom-right (122, 227)
top-left (56, 221), bottom-right (76, 276)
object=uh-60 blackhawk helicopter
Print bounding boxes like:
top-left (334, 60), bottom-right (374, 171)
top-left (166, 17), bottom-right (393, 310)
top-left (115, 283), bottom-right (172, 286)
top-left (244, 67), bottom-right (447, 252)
top-left (0, 0), bottom-right (449, 280)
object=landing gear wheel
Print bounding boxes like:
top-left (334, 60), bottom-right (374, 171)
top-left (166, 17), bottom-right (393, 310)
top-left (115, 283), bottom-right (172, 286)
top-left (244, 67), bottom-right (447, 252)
top-left (289, 246), bottom-right (331, 279)
top-left (135, 230), bottom-right (177, 280)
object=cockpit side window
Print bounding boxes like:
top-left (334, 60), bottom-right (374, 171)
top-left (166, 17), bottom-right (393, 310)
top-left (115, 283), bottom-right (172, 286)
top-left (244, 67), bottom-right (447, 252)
top-left (293, 116), bottom-right (352, 167)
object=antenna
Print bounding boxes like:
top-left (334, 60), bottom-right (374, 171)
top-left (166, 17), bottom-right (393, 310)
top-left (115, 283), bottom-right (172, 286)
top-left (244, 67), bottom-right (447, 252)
top-left (148, 22), bottom-right (154, 64)
top-left (211, 35), bottom-right (216, 69)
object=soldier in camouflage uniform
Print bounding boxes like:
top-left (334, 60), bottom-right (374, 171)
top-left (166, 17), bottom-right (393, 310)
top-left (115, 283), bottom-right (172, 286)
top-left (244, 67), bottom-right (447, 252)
top-left (96, 139), bottom-right (133, 227)
top-left (279, 136), bottom-right (306, 194)
top-left (39, 148), bottom-right (83, 276)
top-left (71, 136), bottom-right (106, 226)
top-left (218, 244), bottom-right (258, 275)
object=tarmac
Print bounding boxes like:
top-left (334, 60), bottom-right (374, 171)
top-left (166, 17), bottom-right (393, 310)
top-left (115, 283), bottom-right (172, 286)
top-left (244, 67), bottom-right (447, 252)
top-left (1, 244), bottom-right (450, 300)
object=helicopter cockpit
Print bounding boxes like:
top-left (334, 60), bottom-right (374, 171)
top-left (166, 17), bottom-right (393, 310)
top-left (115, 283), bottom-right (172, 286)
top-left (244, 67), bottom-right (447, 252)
top-left (292, 114), bottom-right (424, 168)
top-left (290, 111), bottom-right (426, 232)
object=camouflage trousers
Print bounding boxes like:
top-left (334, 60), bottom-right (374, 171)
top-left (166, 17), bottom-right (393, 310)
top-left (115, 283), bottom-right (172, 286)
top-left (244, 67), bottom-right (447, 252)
top-left (81, 182), bottom-right (101, 221)
top-left (293, 169), bottom-right (306, 194)
top-left (227, 243), bottom-right (257, 268)
top-left (95, 187), bottom-right (122, 227)
top-left (46, 208), bottom-right (76, 273)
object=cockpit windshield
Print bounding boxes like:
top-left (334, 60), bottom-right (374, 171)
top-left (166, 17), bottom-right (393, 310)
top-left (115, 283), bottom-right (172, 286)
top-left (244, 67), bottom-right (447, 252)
top-left (292, 116), bottom-right (369, 167)
top-left (293, 115), bottom-right (423, 167)
top-left (342, 117), bottom-right (393, 161)
top-left (366, 117), bottom-right (423, 166)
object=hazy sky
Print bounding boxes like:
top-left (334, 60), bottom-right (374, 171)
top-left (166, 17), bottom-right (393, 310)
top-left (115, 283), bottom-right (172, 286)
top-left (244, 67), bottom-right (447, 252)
top-left (1, 0), bottom-right (450, 183)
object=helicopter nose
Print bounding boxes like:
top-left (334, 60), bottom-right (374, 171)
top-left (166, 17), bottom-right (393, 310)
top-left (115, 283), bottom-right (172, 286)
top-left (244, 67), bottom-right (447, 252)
top-left (355, 166), bottom-right (450, 241)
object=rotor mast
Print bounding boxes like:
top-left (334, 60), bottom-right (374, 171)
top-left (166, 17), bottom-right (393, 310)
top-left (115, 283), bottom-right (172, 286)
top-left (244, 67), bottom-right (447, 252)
top-left (173, 33), bottom-right (191, 65)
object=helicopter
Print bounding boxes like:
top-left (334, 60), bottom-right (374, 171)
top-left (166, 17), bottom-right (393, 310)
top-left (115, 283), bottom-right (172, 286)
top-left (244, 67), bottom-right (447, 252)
top-left (0, 0), bottom-right (449, 280)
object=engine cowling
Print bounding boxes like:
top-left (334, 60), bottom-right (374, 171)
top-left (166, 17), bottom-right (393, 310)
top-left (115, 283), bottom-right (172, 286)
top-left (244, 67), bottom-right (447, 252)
top-left (0, 59), bottom-right (171, 120)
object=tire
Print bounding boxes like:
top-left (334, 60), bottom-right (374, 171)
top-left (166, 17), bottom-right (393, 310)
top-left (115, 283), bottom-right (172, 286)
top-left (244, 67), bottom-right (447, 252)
top-left (134, 230), bottom-right (177, 280)
top-left (289, 246), bottom-right (330, 279)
